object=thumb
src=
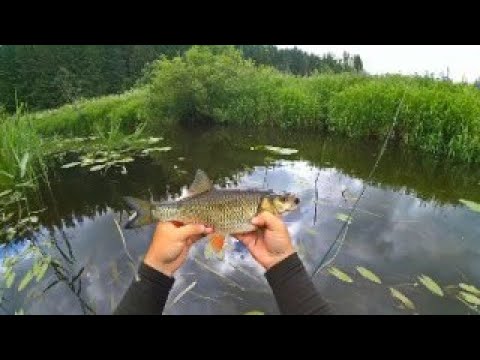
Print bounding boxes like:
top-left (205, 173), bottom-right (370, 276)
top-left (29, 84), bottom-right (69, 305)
top-left (252, 212), bottom-right (284, 231)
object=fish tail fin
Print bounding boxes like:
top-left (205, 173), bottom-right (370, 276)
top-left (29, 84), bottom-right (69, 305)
top-left (123, 197), bottom-right (154, 229)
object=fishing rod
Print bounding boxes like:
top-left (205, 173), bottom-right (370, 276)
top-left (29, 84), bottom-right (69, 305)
top-left (311, 92), bottom-right (407, 278)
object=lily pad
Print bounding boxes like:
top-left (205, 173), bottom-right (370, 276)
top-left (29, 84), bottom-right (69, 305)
top-left (61, 162), bottom-right (82, 169)
top-left (90, 164), bottom-right (107, 172)
top-left (327, 267), bottom-right (353, 283)
top-left (5, 271), bottom-right (15, 288)
top-left (458, 291), bottom-right (480, 306)
top-left (459, 283), bottom-right (480, 296)
top-left (142, 147), bottom-right (172, 155)
top-left (389, 288), bottom-right (415, 310)
top-left (148, 137), bottom-right (163, 144)
top-left (459, 199), bottom-right (480, 213)
top-left (18, 270), bottom-right (34, 292)
top-left (356, 266), bottom-right (382, 284)
top-left (251, 145), bottom-right (298, 155)
top-left (418, 274), bottom-right (444, 297)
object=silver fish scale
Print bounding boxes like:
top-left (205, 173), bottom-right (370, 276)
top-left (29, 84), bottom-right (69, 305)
top-left (175, 189), bottom-right (270, 234)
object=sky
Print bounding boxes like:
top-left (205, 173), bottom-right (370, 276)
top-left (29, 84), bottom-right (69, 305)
top-left (277, 45), bottom-right (480, 83)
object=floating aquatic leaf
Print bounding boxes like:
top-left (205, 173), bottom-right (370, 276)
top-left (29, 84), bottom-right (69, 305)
top-left (90, 164), bottom-right (107, 172)
top-left (142, 147), bottom-right (172, 155)
top-left (5, 271), bottom-right (15, 288)
top-left (251, 145), bottom-right (298, 155)
top-left (459, 199), bottom-right (480, 213)
top-left (356, 266), bottom-right (382, 284)
top-left (148, 137), bottom-right (163, 144)
top-left (29, 216), bottom-right (39, 224)
top-left (459, 283), bottom-right (480, 296)
top-left (80, 159), bottom-right (95, 167)
top-left (458, 291), bottom-right (480, 306)
top-left (35, 260), bottom-right (50, 282)
top-left (327, 267), bottom-right (353, 283)
top-left (244, 311), bottom-right (264, 315)
top-left (389, 288), bottom-right (415, 310)
top-left (418, 274), bottom-right (444, 297)
top-left (0, 189), bottom-right (13, 198)
top-left (336, 213), bottom-right (353, 224)
top-left (19, 153), bottom-right (30, 178)
top-left (115, 157), bottom-right (135, 163)
top-left (18, 270), bottom-right (34, 292)
top-left (62, 161), bottom-right (82, 169)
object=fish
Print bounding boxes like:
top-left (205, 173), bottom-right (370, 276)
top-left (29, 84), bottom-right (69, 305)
top-left (123, 169), bottom-right (300, 258)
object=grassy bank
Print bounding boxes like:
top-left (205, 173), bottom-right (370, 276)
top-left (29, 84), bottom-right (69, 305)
top-left (9, 45), bottom-right (480, 164)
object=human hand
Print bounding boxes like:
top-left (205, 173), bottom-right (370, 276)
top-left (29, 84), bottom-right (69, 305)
top-left (234, 212), bottom-right (295, 270)
top-left (144, 222), bottom-right (213, 277)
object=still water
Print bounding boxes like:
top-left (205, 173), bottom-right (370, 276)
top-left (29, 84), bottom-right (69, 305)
top-left (1, 124), bottom-right (479, 314)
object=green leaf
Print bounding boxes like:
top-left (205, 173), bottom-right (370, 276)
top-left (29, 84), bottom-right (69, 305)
top-left (93, 158), bottom-right (109, 164)
top-left (244, 310), bottom-right (264, 315)
top-left (459, 283), bottom-right (480, 296)
top-left (142, 147), bottom-right (172, 155)
top-left (251, 145), bottom-right (298, 155)
top-left (356, 266), bottom-right (382, 284)
top-left (0, 189), bottom-right (13, 198)
top-left (61, 162), bottom-right (82, 169)
top-left (418, 274), bottom-right (444, 297)
top-left (148, 137), bottom-right (163, 144)
top-left (459, 199), bottom-right (480, 213)
top-left (115, 157), bottom-right (135, 163)
top-left (35, 260), bottom-right (50, 282)
top-left (18, 270), bottom-right (34, 292)
top-left (5, 271), bottom-right (15, 289)
top-left (90, 164), bottom-right (106, 172)
top-left (336, 213), bottom-right (353, 224)
top-left (458, 291), bottom-right (480, 306)
top-left (327, 267), bottom-right (353, 283)
top-left (19, 153), bottom-right (30, 178)
top-left (389, 288), bottom-right (415, 310)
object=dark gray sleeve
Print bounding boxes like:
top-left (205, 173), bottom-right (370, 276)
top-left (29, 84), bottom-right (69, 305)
top-left (265, 253), bottom-right (333, 315)
top-left (113, 262), bottom-right (174, 315)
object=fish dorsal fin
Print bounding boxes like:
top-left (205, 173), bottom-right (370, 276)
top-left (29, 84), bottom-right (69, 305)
top-left (188, 169), bottom-right (213, 195)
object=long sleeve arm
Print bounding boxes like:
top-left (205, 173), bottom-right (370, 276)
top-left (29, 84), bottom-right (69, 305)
top-left (114, 262), bottom-right (174, 315)
top-left (265, 253), bottom-right (333, 315)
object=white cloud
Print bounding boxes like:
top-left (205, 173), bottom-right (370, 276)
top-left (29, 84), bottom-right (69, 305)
top-left (277, 45), bottom-right (480, 83)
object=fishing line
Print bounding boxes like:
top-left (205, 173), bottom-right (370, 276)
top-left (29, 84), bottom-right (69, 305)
top-left (311, 92), bottom-right (407, 278)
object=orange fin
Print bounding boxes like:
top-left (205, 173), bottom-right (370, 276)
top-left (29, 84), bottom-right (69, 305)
top-left (170, 220), bottom-right (185, 228)
top-left (208, 233), bottom-right (225, 253)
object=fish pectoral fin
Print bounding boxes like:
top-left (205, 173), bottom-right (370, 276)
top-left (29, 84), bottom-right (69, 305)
top-left (208, 233), bottom-right (226, 253)
top-left (188, 169), bottom-right (213, 195)
top-left (204, 233), bottom-right (227, 260)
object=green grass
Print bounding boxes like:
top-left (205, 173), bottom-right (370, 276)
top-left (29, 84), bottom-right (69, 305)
top-left (6, 45), bottom-right (480, 164)
top-left (30, 87), bottom-right (148, 136)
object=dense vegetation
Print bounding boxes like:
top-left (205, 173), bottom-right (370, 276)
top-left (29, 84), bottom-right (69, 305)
top-left (1, 44), bottom-right (479, 194)
top-left (0, 45), bottom-right (361, 112)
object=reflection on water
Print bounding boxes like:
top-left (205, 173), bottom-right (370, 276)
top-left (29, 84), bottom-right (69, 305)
top-left (1, 125), bottom-right (479, 315)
